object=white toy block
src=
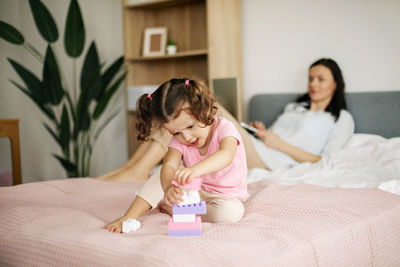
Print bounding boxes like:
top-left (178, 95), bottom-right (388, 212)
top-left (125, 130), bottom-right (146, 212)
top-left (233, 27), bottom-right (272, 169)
top-left (122, 218), bottom-right (141, 233)
top-left (179, 190), bottom-right (200, 206)
top-left (173, 214), bottom-right (196, 222)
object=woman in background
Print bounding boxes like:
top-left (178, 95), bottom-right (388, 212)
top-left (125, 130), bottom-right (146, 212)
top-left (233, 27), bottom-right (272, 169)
top-left (98, 58), bottom-right (354, 181)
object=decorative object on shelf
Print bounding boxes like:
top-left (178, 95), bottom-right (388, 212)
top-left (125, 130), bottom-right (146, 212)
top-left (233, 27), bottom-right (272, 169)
top-left (142, 27), bottom-right (167, 57)
top-left (0, 0), bottom-right (126, 178)
top-left (166, 40), bottom-right (177, 55)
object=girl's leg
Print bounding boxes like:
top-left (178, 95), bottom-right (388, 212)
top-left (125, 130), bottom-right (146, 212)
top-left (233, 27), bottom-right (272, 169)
top-left (215, 103), bottom-right (268, 169)
top-left (199, 190), bottom-right (245, 223)
top-left (105, 167), bottom-right (164, 233)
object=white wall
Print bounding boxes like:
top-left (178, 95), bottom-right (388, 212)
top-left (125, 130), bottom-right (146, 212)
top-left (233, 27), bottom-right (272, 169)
top-left (1, 0), bottom-right (399, 183)
top-left (242, 0), bottom-right (400, 111)
top-left (0, 0), bottom-right (127, 182)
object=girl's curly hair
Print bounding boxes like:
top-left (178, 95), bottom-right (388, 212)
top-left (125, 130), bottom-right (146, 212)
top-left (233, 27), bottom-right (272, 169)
top-left (135, 78), bottom-right (217, 141)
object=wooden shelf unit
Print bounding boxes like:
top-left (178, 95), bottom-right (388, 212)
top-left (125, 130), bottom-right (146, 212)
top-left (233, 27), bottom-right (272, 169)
top-left (122, 0), bottom-right (242, 155)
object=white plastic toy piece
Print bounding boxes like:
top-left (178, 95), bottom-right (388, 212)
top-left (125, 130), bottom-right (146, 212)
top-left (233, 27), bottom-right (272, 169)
top-left (122, 218), bottom-right (141, 233)
top-left (173, 214), bottom-right (196, 222)
top-left (179, 189), bottom-right (201, 206)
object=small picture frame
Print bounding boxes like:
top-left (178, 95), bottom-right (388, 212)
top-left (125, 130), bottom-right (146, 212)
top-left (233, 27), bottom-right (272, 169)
top-left (142, 27), bottom-right (167, 57)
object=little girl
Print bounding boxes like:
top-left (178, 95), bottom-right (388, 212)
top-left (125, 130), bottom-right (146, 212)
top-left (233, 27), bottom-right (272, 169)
top-left (105, 78), bottom-right (248, 233)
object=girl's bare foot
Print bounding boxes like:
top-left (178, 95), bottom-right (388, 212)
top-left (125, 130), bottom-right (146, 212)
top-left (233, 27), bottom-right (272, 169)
top-left (105, 217), bottom-right (127, 233)
top-left (157, 201), bottom-right (173, 216)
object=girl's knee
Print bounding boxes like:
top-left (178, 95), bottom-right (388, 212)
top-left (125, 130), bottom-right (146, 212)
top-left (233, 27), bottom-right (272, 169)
top-left (203, 199), bottom-right (244, 223)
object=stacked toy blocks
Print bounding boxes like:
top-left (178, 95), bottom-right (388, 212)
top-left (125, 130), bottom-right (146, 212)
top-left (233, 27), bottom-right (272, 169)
top-left (168, 179), bottom-right (206, 236)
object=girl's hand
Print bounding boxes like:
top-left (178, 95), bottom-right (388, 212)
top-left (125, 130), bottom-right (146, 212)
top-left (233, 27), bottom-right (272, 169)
top-left (250, 120), bottom-right (266, 130)
top-left (164, 184), bottom-right (184, 207)
top-left (174, 167), bottom-right (201, 185)
top-left (254, 130), bottom-right (282, 150)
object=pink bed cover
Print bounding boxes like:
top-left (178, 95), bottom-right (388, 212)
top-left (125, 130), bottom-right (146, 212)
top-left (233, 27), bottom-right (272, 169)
top-left (1, 178), bottom-right (400, 266)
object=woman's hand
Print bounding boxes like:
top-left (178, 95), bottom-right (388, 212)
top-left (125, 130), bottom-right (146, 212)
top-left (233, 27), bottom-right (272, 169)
top-left (254, 130), bottom-right (282, 150)
top-left (250, 120), bottom-right (266, 130)
top-left (174, 167), bottom-right (201, 185)
top-left (163, 184), bottom-right (184, 207)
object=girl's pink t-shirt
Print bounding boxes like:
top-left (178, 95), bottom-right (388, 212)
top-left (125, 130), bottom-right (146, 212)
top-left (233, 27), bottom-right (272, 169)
top-left (168, 116), bottom-right (248, 201)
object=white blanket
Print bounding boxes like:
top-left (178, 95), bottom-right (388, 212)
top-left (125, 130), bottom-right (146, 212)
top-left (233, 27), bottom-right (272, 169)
top-left (248, 134), bottom-right (400, 195)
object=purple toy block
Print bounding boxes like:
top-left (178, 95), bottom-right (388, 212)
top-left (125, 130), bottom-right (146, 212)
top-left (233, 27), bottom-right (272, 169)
top-left (168, 229), bottom-right (202, 236)
top-left (172, 201), bottom-right (206, 215)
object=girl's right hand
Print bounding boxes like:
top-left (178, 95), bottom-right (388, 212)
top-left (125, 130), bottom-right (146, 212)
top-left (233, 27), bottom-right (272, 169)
top-left (164, 184), bottom-right (184, 207)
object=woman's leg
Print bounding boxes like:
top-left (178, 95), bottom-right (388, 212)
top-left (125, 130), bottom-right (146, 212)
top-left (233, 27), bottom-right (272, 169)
top-left (215, 103), bottom-right (268, 169)
top-left (97, 128), bottom-right (172, 181)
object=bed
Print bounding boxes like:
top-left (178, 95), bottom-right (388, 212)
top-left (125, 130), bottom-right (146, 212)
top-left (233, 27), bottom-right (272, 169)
top-left (1, 91), bottom-right (400, 266)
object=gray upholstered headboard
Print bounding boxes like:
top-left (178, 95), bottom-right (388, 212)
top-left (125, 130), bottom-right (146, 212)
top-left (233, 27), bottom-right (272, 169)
top-left (248, 91), bottom-right (400, 138)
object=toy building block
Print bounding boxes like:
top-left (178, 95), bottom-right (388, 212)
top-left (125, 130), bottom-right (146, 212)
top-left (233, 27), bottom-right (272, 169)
top-left (168, 178), bottom-right (206, 236)
top-left (172, 201), bottom-right (206, 215)
top-left (168, 216), bottom-right (202, 236)
top-left (168, 216), bottom-right (202, 231)
top-left (173, 214), bottom-right (196, 222)
top-left (168, 229), bottom-right (202, 236)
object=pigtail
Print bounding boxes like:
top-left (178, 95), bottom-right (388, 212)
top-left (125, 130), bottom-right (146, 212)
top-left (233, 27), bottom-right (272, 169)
top-left (186, 79), bottom-right (217, 125)
top-left (135, 94), bottom-right (153, 141)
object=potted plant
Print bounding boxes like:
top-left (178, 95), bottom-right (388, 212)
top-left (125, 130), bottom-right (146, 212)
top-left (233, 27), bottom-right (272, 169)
top-left (166, 40), bottom-right (177, 55)
top-left (0, 0), bottom-right (126, 177)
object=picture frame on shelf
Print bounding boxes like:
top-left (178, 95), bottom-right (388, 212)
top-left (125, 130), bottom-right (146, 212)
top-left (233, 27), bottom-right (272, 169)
top-left (142, 27), bottom-right (167, 57)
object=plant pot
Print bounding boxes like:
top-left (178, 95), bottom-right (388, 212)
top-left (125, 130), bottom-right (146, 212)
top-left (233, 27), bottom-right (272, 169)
top-left (167, 45), bottom-right (177, 55)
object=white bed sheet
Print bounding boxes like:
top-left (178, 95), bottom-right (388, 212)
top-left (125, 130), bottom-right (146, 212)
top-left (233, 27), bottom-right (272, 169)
top-left (247, 134), bottom-right (400, 195)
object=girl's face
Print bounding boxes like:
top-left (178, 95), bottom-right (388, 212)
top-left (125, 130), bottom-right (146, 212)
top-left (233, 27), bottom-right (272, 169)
top-left (308, 65), bottom-right (337, 106)
top-left (163, 108), bottom-right (212, 149)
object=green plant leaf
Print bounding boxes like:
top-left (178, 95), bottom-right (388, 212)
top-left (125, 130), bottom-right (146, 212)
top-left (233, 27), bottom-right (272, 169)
top-left (98, 56), bottom-right (124, 101)
top-left (0, 21), bottom-right (24, 44)
top-left (64, 0), bottom-right (85, 57)
top-left (73, 105), bottom-right (91, 138)
top-left (9, 79), bottom-right (55, 120)
top-left (80, 41), bottom-right (102, 101)
top-left (42, 45), bottom-right (64, 105)
top-left (28, 0), bottom-right (58, 43)
top-left (93, 72), bottom-right (126, 120)
top-left (7, 58), bottom-right (48, 104)
top-left (43, 122), bottom-right (62, 147)
top-left (52, 154), bottom-right (77, 176)
top-left (94, 110), bottom-right (120, 141)
top-left (59, 104), bottom-right (70, 153)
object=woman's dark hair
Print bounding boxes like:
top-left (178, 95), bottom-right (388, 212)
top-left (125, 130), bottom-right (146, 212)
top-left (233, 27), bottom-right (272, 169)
top-left (135, 78), bottom-right (217, 141)
top-left (296, 58), bottom-right (346, 121)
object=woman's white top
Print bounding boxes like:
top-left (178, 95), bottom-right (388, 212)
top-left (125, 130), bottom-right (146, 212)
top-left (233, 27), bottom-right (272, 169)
top-left (251, 102), bottom-right (355, 170)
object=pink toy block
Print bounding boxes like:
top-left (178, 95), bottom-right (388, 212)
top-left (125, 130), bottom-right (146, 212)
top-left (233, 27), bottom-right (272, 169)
top-left (172, 201), bottom-right (206, 215)
top-left (168, 216), bottom-right (202, 231)
top-left (168, 229), bottom-right (202, 236)
top-left (172, 178), bottom-right (202, 190)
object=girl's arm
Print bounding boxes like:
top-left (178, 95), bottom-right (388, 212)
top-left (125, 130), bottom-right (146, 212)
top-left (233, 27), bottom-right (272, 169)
top-left (161, 148), bottom-right (184, 206)
top-left (174, 136), bottom-right (237, 185)
top-left (255, 130), bottom-right (321, 163)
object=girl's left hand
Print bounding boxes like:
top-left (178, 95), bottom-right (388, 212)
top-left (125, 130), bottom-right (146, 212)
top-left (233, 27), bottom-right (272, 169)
top-left (174, 167), bottom-right (200, 185)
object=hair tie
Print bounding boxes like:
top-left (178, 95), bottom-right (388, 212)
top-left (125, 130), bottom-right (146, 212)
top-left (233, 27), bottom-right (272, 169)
top-left (185, 80), bottom-right (190, 86)
top-left (147, 93), bottom-right (152, 99)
